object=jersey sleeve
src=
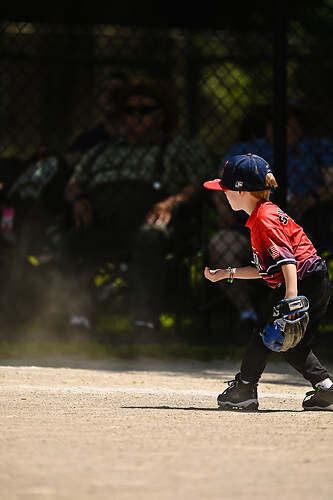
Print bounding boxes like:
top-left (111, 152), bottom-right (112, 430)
top-left (255, 217), bottom-right (296, 275)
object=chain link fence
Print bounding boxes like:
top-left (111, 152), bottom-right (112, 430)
top-left (0, 3), bottom-right (332, 343)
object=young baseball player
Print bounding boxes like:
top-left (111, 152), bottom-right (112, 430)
top-left (204, 153), bottom-right (333, 411)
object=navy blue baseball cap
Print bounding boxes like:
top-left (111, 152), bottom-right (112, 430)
top-left (204, 153), bottom-right (273, 192)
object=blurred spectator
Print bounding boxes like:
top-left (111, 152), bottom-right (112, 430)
top-left (0, 73), bottom-right (129, 330)
top-left (57, 76), bottom-right (212, 333)
top-left (65, 72), bottom-right (128, 168)
top-left (4, 73), bottom-right (128, 254)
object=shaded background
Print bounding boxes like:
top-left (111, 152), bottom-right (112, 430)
top-left (0, 0), bottom-right (332, 345)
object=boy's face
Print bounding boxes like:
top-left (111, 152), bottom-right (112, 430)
top-left (225, 190), bottom-right (244, 211)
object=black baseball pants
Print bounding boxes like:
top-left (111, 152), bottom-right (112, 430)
top-left (240, 268), bottom-right (332, 387)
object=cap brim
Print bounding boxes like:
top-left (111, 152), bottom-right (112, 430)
top-left (203, 179), bottom-right (229, 191)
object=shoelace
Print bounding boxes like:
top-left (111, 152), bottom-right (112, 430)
top-left (303, 388), bottom-right (318, 402)
top-left (221, 379), bottom-right (238, 394)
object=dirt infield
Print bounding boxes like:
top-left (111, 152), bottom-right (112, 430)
top-left (1, 356), bottom-right (333, 500)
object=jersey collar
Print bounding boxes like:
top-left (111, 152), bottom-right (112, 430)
top-left (245, 200), bottom-right (267, 229)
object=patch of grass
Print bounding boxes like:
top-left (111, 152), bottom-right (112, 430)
top-left (0, 340), bottom-right (249, 362)
top-left (96, 313), bottom-right (133, 333)
top-left (1, 340), bottom-right (333, 364)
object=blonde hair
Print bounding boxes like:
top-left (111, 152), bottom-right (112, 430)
top-left (251, 173), bottom-right (278, 201)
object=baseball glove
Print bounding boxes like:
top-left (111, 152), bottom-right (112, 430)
top-left (261, 296), bottom-right (309, 352)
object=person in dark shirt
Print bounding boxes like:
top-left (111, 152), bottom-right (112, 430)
top-left (56, 77), bottom-right (212, 333)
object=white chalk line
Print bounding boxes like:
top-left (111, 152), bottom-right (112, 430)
top-left (0, 384), bottom-right (304, 399)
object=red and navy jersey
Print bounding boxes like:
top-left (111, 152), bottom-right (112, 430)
top-left (245, 200), bottom-right (322, 288)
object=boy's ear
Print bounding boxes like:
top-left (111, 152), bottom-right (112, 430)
top-left (239, 191), bottom-right (252, 198)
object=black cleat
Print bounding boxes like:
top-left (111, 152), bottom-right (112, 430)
top-left (302, 385), bottom-right (333, 411)
top-left (217, 372), bottom-right (259, 411)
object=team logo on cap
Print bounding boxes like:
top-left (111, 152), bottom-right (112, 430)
top-left (235, 181), bottom-right (243, 188)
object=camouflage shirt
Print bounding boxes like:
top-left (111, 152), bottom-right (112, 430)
top-left (70, 134), bottom-right (212, 195)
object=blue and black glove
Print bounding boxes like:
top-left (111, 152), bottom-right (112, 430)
top-left (261, 296), bottom-right (309, 352)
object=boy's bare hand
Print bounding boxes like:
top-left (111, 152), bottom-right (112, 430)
top-left (204, 267), bottom-right (227, 282)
